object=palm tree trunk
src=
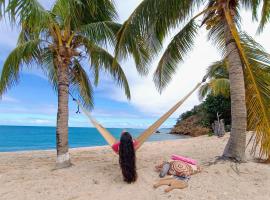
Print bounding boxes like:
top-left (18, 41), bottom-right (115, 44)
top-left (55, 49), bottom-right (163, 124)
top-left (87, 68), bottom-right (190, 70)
top-left (222, 22), bottom-right (247, 161)
top-left (56, 63), bottom-right (71, 168)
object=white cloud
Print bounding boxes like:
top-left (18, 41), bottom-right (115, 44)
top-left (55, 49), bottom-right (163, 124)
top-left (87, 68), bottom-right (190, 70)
top-left (32, 119), bottom-right (52, 124)
top-left (1, 95), bottom-right (19, 103)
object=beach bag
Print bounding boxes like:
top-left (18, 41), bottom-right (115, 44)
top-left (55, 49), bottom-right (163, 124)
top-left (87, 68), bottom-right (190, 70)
top-left (155, 160), bottom-right (201, 177)
top-left (168, 161), bottom-right (201, 177)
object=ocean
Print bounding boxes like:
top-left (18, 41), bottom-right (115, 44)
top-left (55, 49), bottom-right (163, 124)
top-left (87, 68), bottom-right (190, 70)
top-left (0, 126), bottom-right (186, 152)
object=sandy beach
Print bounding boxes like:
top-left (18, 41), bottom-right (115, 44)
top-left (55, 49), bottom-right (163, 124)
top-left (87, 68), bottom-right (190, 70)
top-left (0, 133), bottom-right (270, 200)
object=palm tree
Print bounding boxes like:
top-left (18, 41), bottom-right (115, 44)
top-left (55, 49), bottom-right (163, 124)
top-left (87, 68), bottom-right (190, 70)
top-left (0, 0), bottom-right (131, 168)
top-left (115, 0), bottom-right (270, 161)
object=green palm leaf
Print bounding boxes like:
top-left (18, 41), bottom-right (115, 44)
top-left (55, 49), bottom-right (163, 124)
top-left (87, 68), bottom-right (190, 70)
top-left (240, 0), bottom-right (261, 20)
top-left (205, 60), bottom-right (229, 79)
top-left (115, 22), bottom-right (152, 75)
top-left (240, 32), bottom-right (270, 158)
top-left (40, 48), bottom-right (58, 91)
top-left (199, 60), bottom-right (229, 100)
top-left (52, 0), bottom-right (117, 29)
top-left (0, 39), bottom-right (41, 95)
top-left (0, 0), bottom-right (5, 18)
top-left (6, 0), bottom-right (49, 29)
top-left (79, 21), bottom-right (121, 47)
top-left (81, 36), bottom-right (131, 99)
top-left (209, 78), bottom-right (230, 98)
top-left (257, 0), bottom-right (270, 33)
top-left (70, 59), bottom-right (94, 109)
top-left (153, 19), bottom-right (198, 91)
top-left (114, 0), bottom-right (201, 75)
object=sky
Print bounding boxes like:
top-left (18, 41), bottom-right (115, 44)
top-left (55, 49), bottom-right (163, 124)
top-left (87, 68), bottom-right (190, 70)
top-left (0, 1), bottom-right (270, 128)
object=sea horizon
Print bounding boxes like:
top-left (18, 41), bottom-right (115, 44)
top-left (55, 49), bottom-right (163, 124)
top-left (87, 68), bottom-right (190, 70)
top-left (0, 125), bottom-right (186, 152)
top-left (0, 124), bottom-right (172, 129)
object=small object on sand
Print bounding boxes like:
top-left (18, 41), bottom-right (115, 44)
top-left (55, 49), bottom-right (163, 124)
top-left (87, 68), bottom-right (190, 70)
top-left (171, 154), bottom-right (197, 165)
top-left (159, 162), bottom-right (170, 178)
top-left (212, 119), bottom-right (225, 137)
top-left (92, 179), bottom-right (99, 184)
top-left (155, 160), bottom-right (201, 177)
top-left (153, 177), bottom-right (188, 192)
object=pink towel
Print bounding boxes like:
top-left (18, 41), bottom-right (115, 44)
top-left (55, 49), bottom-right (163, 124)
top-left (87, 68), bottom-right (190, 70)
top-left (171, 154), bottom-right (197, 165)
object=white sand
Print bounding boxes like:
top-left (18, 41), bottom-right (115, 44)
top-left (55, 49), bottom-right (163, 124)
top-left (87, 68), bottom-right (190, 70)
top-left (1, 134), bottom-right (270, 200)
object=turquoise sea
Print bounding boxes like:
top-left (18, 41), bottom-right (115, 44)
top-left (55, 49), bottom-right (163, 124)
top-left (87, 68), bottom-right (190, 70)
top-left (0, 126), bottom-right (185, 152)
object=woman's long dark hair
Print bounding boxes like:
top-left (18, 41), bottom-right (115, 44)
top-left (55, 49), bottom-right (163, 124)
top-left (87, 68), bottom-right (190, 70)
top-left (119, 132), bottom-right (137, 183)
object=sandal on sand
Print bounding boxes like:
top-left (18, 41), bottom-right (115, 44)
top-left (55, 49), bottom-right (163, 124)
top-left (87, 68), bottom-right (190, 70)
top-left (153, 177), bottom-right (188, 192)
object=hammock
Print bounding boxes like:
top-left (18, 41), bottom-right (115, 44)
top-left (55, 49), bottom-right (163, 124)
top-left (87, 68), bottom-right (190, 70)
top-left (73, 77), bottom-right (206, 151)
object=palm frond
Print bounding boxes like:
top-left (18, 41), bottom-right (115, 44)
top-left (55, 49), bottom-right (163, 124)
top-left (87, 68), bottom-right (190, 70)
top-left (0, 39), bottom-right (41, 96)
top-left (40, 48), bottom-right (58, 91)
top-left (240, 0), bottom-right (261, 20)
top-left (6, 0), bottom-right (49, 28)
top-left (209, 78), bottom-right (230, 98)
top-left (153, 19), bottom-right (199, 92)
top-left (199, 83), bottom-right (211, 100)
top-left (239, 32), bottom-right (270, 158)
top-left (257, 0), bottom-right (270, 33)
top-left (114, 21), bottom-right (152, 75)
top-left (52, 0), bottom-right (117, 29)
top-left (115, 0), bottom-right (201, 75)
top-left (81, 36), bottom-right (131, 99)
top-left (205, 60), bottom-right (229, 79)
top-left (70, 59), bottom-right (94, 109)
top-left (79, 21), bottom-right (121, 47)
top-left (241, 32), bottom-right (270, 67)
top-left (199, 59), bottom-right (230, 100)
top-left (207, 19), bottom-right (227, 55)
top-left (0, 0), bottom-right (5, 19)
top-left (199, 78), bottom-right (230, 100)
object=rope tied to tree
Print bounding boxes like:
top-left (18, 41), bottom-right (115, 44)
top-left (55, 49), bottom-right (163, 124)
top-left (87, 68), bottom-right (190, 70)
top-left (68, 92), bottom-right (81, 114)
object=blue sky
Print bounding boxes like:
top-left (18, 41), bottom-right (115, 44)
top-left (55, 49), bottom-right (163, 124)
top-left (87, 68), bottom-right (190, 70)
top-left (0, 1), bottom-right (270, 128)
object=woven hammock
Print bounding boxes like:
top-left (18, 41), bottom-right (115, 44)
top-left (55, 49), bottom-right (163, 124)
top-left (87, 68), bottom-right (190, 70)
top-left (73, 77), bottom-right (206, 151)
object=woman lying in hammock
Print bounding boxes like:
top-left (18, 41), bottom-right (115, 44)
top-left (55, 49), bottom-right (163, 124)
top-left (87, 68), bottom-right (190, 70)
top-left (73, 78), bottom-right (205, 183)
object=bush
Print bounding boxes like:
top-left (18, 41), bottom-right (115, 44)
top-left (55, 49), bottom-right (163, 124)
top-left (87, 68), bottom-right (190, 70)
top-left (203, 95), bottom-right (231, 126)
top-left (175, 95), bottom-right (231, 133)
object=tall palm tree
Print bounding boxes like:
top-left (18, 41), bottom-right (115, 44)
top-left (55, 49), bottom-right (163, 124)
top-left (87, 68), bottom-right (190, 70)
top-left (0, 0), bottom-right (131, 168)
top-left (115, 0), bottom-right (270, 161)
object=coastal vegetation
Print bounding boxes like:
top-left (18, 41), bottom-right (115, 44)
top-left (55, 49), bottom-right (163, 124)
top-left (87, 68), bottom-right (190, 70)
top-left (171, 95), bottom-right (231, 137)
top-left (116, 0), bottom-right (270, 161)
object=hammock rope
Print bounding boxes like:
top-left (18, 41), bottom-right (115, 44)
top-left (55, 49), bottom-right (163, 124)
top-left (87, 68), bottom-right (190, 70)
top-left (71, 76), bottom-right (207, 150)
top-left (135, 81), bottom-right (204, 149)
top-left (74, 99), bottom-right (117, 146)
